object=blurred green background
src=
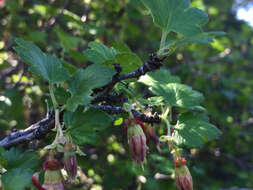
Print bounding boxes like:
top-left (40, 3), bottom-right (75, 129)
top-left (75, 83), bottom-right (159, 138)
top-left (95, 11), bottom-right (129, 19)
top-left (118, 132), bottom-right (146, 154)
top-left (0, 0), bottom-right (252, 189)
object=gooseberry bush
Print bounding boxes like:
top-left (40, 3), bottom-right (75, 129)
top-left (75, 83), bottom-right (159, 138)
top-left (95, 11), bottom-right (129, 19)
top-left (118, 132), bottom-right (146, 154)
top-left (0, 0), bottom-right (224, 189)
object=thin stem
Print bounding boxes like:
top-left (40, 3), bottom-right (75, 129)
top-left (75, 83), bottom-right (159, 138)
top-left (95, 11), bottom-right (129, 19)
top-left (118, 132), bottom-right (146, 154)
top-left (158, 30), bottom-right (169, 57)
top-left (49, 83), bottom-right (58, 109)
top-left (160, 30), bottom-right (168, 50)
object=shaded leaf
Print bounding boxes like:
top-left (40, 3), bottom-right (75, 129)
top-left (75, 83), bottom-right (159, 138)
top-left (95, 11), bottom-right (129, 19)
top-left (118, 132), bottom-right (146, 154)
top-left (14, 38), bottom-right (69, 83)
top-left (112, 42), bottom-right (132, 53)
top-left (115, 52), bottom-right (142, 73)
top-left (64, 109), bottom-right (113, 145)
top-left (2, 168), bottom-right (33, 190)
top-left (83, 42), bottom-right (117, 64)
top-left (55, 26), bottom-right (81, 50)
top-left (2, 147), bottom-right (40, 170)
top-left (66, 63), bottom-right (115, 111)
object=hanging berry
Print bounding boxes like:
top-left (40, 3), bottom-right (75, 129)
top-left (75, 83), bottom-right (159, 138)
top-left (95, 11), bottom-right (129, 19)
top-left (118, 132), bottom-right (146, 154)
top-left (126, 118), bottom-right (148, 164)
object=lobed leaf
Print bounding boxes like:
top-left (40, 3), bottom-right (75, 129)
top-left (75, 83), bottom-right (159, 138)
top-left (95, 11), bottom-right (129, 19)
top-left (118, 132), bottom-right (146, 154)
top-left (151, 83), bottom-right (204, 109)
top-left (2, 147), bottom-right (40, 170)
top-left (83, 41), bottom-right (117, 64)
top-left (64, 109), bottom-right (113, 145)
top-left (141, 0), bottom-right (208, 37)
top-left (139, 68), bottom-right (180, 85)
top-left (66, 63), bottom-right (115, 111)
top-left (173, 112), bottom-right (222, 147)
top-left (84, 41), bottom-right (143, 73)
top-left (2, 168), bottom-right (33, 190)
top-left (14, 38), bottom-right (70, 83)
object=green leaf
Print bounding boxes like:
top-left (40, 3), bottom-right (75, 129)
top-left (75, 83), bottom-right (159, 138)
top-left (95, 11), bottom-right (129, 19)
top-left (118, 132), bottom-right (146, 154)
top-left (64, 108), bottom-right (113, 145)
top-left (2, 147), bottom-right (40, 170)
top-left (115, 52), bottom-right (142, 73)
top-left (139, 68), bottom-right (180, 85)
top-left (112, 42), bottom-right (132, 53)
top-left (173, 112), bottom-right (222, 147)
top-left (66, 63), bottom-right (115, 111)
top-left (141, 0), bottom-right (208, 37)
top-left (139, 68), bottom-right (201, 109)
top-left (166, 31), bottom-right (226, 47)
top-left (138, 96), bottom-right (164, 106)
top-left (14, 38), bottom-right (70, 83)
top-left (2, 168), bottom-right (33, 190)
top-left (0, 146), bottom-right (7, 167)
top-left (55, 26), bottom-right (81, 50)
top-left (83, 42), bottom-right (117, 64)
top-left (150, 83), bottom-right (204, 109)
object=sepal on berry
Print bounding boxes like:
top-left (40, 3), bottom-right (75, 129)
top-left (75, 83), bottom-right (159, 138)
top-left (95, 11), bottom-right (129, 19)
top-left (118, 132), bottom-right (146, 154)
top-left (126, 119), bottom-right (148, 164)
top-left (174, 158), bottom-right (193, 190)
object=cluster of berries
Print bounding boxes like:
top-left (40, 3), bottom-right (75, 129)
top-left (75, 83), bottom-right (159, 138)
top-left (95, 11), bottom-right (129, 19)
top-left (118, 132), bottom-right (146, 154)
top-left (126, 117), bottom-right (193, 190)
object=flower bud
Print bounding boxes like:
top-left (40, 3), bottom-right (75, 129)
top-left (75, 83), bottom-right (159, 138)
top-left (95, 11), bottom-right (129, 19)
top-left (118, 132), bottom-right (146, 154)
top-left (127, 120), bottom-right (148, 164)
top-left (42, 158), bottom-right (65, 190)
top-left (134, 118), bottom-right (159, 144)
top-left (64, 143), bottom-right (77, 182)
top-left (174, 158), bottom-right (193, 190)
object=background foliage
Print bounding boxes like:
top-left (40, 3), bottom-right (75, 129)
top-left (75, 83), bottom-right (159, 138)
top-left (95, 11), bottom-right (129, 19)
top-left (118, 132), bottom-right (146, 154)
top-left (0, 0), bottom-right (252, 189)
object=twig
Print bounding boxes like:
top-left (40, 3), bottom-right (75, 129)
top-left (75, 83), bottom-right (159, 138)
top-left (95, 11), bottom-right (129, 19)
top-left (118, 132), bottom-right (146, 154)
top-left (91, 93), bottom-right (127, 104)
top-left (0, 105), bottom-right (160, 149)
top-left (91, 105), bottom-right (161, 123)
top-left (0, 112), bottom-right (54, 149)
top-left (93, 53), bottom-right (165, 97)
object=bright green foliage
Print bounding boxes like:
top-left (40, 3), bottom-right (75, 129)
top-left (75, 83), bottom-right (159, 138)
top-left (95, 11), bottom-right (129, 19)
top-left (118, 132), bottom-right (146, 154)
top-left (14, 38), bottom-right (70, 83)
top-left (173, 113), bottom-right (222, 147)
top-left (139, 68), bottom-right (180, 85)
top-left (83, 42), bottom-right (117, 64)
top-left (66, 63), bottom-right (115, 111)
top-left (167, 31), bottom-right (226, 46)
top-left (64, 109), bottom-right (113, 145)
top-left (151, 83), bottom-right (203, 109)
top-left (1, 168), bottom-right (33, 190)
top-left (141, 0), bottom-right (208, 37)
top-left (139, 68), bottom-right (203, 109)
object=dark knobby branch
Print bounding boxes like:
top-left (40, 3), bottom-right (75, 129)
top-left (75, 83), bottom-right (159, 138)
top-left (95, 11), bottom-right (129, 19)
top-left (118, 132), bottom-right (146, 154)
top-left (91, 105), bottom-right (161, 123)
top-left (93, 53), bottom-right (165, 96)
top-left (0, 112), bottom-right (54, 149)
top-left (91, 93), bottom-right (127, 104)
top-left (0, 105), bottom-right (160, 149)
